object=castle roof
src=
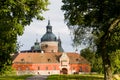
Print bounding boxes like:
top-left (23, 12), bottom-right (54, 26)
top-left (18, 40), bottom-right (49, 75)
top-left (12, 52), bottom-right (90, 64)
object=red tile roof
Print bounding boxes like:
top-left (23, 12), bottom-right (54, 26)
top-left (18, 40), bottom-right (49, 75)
top-left (12, 52), bottom-right (90, 64)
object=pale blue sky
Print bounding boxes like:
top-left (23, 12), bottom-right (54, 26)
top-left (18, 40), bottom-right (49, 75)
top-left (18, 0), bottom-right (84, 52)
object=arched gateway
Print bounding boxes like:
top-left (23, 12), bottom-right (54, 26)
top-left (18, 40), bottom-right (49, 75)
top-left (62, 68), bottom-right (68, 74)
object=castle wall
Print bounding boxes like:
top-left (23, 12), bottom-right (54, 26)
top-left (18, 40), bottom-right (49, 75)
top-left (12, 63), bottom-right (91, 75)
top-left (12, 63), bottom-right (60, 75)
top-left (41, 41), bottom-right (58, 52)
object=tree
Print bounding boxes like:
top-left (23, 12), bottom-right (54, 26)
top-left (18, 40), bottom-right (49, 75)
top-left (110, 50), bottom-right (120, 74)
top-left (61, 0), bottom-right (120, 80)
top-left (80, 48), bottom-right (95, 71)
top-left (80, 47), bottom-right (103, 73)
top-left (0, 0), bottom-right (49, 72)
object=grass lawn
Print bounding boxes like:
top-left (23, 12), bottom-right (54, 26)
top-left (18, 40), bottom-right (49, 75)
top-left (47, 74), bottom-right (104, 80)
top-left (0, 75), bottom-right (33, 80)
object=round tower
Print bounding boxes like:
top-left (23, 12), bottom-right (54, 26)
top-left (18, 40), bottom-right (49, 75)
top-left (41, 20), bottom-right (58, 53)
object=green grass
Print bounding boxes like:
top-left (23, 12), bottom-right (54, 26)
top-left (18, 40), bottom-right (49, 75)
top-left (47, 74), bottom-right (104, 80)
top-left (0, 75), bottom-right (33, 80)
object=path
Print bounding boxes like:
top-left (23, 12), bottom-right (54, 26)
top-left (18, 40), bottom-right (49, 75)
top-left (26, 75), bottom-right (48, 80)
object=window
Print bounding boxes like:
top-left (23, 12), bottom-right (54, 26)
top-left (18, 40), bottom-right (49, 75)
top-left (45, 44), bottom-right (48, 48)
top-left (18, 67), bottom-right (21, 70)
top-left (53, 66), bottom-right (56, 70)
top-left (38, 66), bottom-right (40, 70)
top-left (48, 59), bottom-right (51, 62)
top-left (76, 59), bottom-right (79, 61)
top-left (61, 60), bottom-right (67, 66)
top-left (48, 72), bottom-right (50, 74)
top-left (79, 66), bottom-right (82, 72)
top-left (85, 66), bottom-right (88, 72)
top-left (51, 50), bottom-right (54, 52)
top-left (46, 66), bottom-right (48, 70)
top-left (73, 67), bottom-right (75, 70)
top-left (21, 58), bottom-right (24, 62)
top-left (26, 67), bottom-right (29, 70)
top-left (37, 72), bottom-right (39, 75)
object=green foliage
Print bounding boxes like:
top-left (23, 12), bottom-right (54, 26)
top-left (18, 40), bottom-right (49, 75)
top-left (80, 48), bottom-right (103, 73)
top-left (47, 74), bottom-right (104, 80)
top-left (80, 48), bottom-right (95, 65)
top-left (110, 50), bottom-right (120, 74)
top-left (0, 61), bottom-right (16, 76)
top-left (0, 75), bottom-right (32, 80)
top-left (93, 56), bottom-right (103, 74)
top-left (1, 66), bottom-right (16, 76)
top-left (62, 0), bottom-right (120, 79)
top-left (62, 0), bottom-right (120, 27)
top-left (0, 0), bottom-right (49, 72)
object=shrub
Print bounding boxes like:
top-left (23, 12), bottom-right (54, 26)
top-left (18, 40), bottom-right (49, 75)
top-left (0, 64), bottom-right (16, 76)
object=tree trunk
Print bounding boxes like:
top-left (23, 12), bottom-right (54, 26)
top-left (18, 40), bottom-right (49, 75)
top-left (102, 53), bottom-right (112, 80)
top-left (101, 40), bottom-right (113, 80)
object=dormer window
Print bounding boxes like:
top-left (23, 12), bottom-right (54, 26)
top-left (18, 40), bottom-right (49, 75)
top-left (48, 58), bottom-right (51, 62)
top-left (76, 59), bottom-right (79, 61)
top-left (21, 58), bottom-right (24, 62)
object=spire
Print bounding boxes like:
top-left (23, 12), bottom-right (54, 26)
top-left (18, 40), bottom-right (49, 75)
top-left (58, 34), bottom-right (64, 52)
top-left (35, 38), bottom-right (39, 45)
top-left (48, 19), bottom-right (50, 26)
top-left (58, 34), bottom-right (61, 43)
top-left (46, 20), bottom-right (52, 33)
top-left (36, 38), bottom-right (38, 43)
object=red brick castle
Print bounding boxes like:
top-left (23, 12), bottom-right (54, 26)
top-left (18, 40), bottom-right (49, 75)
top-left (12, 20), bottom-right (91, 75)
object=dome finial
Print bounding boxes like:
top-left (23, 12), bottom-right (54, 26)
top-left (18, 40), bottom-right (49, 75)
top-left (36, 34), bottom-right (38, 42)
top-left (48, 19), bottom-right (50, 26)
top-left (36, 38), bottom-right (38, 42)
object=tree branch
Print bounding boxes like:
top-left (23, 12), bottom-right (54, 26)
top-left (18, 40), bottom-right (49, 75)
top-left (108, 17), bottom-right (120, 32)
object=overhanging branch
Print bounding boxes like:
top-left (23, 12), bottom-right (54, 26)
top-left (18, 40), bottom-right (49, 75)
top-left (108, 17), bottom-right (120, 32)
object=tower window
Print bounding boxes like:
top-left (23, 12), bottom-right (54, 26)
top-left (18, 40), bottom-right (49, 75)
top-left (45, 44), bottom-right (48, 48)
top-left (51, 50), bottom-right (54, 52)
top-left (76, 59), bottom-right (79, 61)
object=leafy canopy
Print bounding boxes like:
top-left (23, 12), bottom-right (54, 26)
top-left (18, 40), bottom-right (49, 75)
top-left (61, 0), bottom-right (120, 53)
top-left (0, 0), bottom-right (49, 71)
top-left (62, 0), bottom-right (120, 79)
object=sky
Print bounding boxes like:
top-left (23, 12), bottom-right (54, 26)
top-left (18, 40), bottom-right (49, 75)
top-left (18, 0), bottom-right (83, 52)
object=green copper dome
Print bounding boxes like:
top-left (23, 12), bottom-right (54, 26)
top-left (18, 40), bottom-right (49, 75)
top-left (31, 39), bottom-right (41, 51)
top-left (41, 20), bottom-right (57, 42)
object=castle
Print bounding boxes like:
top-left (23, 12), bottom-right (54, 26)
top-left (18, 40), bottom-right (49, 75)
top-left (12, 20), bottom-right (91, 75)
